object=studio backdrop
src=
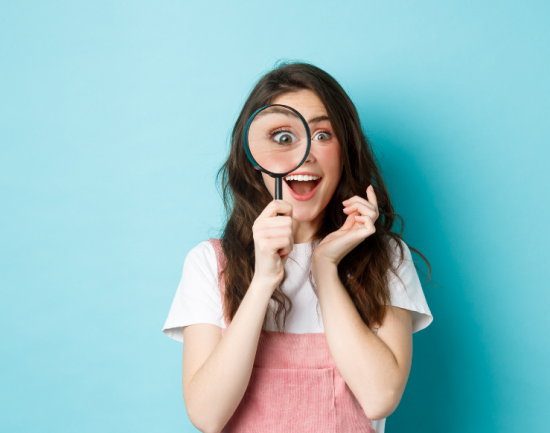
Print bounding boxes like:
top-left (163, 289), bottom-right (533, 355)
top-left (1, 1), bottom-right (549, 432)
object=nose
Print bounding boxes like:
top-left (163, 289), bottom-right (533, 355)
top-left (303, 146), bottom-right (316, 164)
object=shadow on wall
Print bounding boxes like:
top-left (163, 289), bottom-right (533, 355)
top-left (359, 101), bottom-right (497, 433)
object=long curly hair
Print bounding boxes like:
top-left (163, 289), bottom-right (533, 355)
top-left (216, 61), bottom-right (430, 331)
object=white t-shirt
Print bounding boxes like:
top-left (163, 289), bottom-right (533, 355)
top-left (163, 238), bottom-right (433, 433)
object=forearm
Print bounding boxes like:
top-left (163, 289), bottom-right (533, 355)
top-left (313, 261), bottom-right (402, 419)
top-left (185, 277), bottom-right (275, 432)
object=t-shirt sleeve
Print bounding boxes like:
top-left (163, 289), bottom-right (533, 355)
top-left (162, 241), bottom-right (225, 343)
top-left (386, 238), bottom-right (433, 333)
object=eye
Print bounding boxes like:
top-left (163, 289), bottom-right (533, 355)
top-left (314, 131), bottom-right (331, 141)
top-left (272, 131), bottom-right (297, 145)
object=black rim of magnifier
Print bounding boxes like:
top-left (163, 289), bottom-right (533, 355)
top-left (243, 104), bottom-right (312, 178)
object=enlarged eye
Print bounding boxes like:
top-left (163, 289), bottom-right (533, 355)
top-left (314, 132), bottom-right (330, 141)
top-left (273, 131), bottom-right (297, 145)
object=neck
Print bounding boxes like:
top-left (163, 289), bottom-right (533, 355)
top-left (292, 209), bottom-right (325, 244)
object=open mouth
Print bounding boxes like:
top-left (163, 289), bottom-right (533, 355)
top-left (284, 174), bottom-right (322, 201)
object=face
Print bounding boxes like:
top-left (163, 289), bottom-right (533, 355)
top-left (260, 90), bottom-right (342, 223)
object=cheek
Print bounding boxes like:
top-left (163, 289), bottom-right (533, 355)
top-left (261, 172), bottom-right (274, 191)
top-left (318, 144), bottom-right (342, 185)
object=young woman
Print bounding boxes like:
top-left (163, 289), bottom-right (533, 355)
top-left (163, 62), bottom-right (433, 433)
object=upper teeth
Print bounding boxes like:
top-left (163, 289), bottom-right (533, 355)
top-left (285, 175), bottom-right (320, 181)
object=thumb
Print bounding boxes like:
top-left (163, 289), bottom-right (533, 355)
top-left (340, 212), bottom-right (359, 231)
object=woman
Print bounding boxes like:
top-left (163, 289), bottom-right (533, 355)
top-left (163, 62), bottom-right (433, 433)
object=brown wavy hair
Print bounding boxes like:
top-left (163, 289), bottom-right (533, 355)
top-left (216, 61), bottom-right (430, 331)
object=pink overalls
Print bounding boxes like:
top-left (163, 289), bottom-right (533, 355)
top-left (208, 238), bottom-right (375, 433)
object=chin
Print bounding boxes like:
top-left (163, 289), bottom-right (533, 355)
top-left (292, 205), bottom-right (322, 222)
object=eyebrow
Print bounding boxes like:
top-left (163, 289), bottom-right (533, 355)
top-left (254, 109), bottom-right (330, 125)
top-left (307, 115), bottom-right (330, 124)
top-left (254, 107), bottom-right (300, 120)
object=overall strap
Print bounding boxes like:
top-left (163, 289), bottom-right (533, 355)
top-left (207, 238), bottom-right (229, 324)
top-left (208, 239), bottom-right (374, 432)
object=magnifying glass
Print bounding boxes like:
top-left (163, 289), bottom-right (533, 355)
top-left (244, 104), bottom-right (311, 212)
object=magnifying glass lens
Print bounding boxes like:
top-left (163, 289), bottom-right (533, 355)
top-left (247, 106), bottom-right (309, 174)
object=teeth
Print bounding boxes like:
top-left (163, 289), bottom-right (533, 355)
top-left (284, 175), bottom-right (320, 181)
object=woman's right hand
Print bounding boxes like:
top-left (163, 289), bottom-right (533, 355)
top-left (252, 200), bottom-right (294, 289)
top-left (183, 200), bottom-right (293, 432)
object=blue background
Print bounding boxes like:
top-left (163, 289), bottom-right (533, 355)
top-left (1, 1), bottom-right (549, 431)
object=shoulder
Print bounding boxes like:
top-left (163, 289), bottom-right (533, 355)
top-left (184, 240), bottom-right (217, 268)
top-left (162, 240), bottom-right (224, 342)
top-left (384, 236), bottom-right (433, 333)
top-left (178, 240), bottom-right (220, 285)
top-left (384, 236), bottom-right (418, 286)
top-left (188, 239), bottom-right (217, 258)
top-left (386, 236), bottom-right (413, 268)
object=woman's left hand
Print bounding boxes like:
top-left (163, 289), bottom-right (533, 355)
top-left (313, 185), bottom-right (379, 267)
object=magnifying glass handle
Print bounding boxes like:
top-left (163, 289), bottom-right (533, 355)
top-left (275, 177), bottom-right (283, 200)
top-left (275, 176), bottom-right (283, 216)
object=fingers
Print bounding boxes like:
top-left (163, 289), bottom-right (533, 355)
top-left (342, 186), bottom-right (378, 208)
top-left (258, 200), bottom-right (293, 219)
top-left (343, 201), bottom-right (378, 223)
top-left (343, 201), bottom-right (377, 220)
top-left (340, 212), bottom-right (360, 231)
top-left (253, 215), bottom-right (293, 231)
top-left (341, 185), bottom-right (378, 235)
top-left (254, 239), bottom-right (293, 270)
top-left (366, 185), bottom-right (378, 208)
top-left (342, 186), bottom-right (379, 222)
top-left (354, 215), bottom-right (376, 235)
top-left (339, 211), bottom-right (376, 240)
top-left (276, 237), bottom-right (293, 259)
top-left (259, 236), bottom-right (293, 258)
top-left (254, 225), bottom-right (293, 240)
top-left (253, 200), bottom-right (294, 259)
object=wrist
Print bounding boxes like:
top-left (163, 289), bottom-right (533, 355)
top-left (249, 275), bottom-right (280, 298)
top-left (311, 256), bottom-right (338, 278)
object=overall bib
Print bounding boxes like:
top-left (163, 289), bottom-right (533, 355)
top-left (208, 238), bottom-right (375, 433)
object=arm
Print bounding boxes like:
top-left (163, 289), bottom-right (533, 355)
top-left (312, 260), bottom-right (412, 420)
top-left (311, 185), bottom-right (413, 420)
top-left (182, 278), bottom-right (274, 433)
top-left (182, 200), bottom-right (294, 433)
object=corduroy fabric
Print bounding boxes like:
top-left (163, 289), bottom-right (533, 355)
top-left (208, 238), bottom-right (375, 433)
